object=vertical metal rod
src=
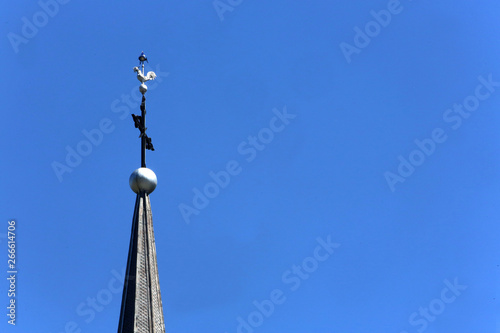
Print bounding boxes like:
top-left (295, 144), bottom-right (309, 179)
top-left (141, 95), bottom-right (146, 168)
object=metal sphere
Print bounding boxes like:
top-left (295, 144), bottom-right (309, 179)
top-left (139, 83), bottom-right (148, 94)
top-left (129, 168), bottom-right (157, 194)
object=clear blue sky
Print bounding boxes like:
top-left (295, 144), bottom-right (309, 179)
top-left (2, 1), bottom-right (500, 332)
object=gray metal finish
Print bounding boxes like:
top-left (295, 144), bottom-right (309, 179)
top-left (129, 168), bottom-right (157, 194)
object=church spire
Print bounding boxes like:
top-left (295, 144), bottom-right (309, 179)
top-left (117, 52), bottom-right (166, 333)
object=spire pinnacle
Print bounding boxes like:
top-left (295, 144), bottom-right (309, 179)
top-left (118, 53), bottom-right (165, 333)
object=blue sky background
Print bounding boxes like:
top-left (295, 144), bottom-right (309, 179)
top-left (2, 1), bottom-right (500, 332)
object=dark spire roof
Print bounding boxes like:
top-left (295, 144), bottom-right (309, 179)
top-left (117, 192), bottom-right (165, 333)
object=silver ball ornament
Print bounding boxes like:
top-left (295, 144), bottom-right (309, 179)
top-left (129, 168), bottom-right (157, 194)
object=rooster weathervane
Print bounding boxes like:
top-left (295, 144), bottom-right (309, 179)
top-left (131, 51), bottom-right (156, 168)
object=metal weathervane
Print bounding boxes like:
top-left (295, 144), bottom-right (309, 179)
top-left (132, 51), bottom-right (157, 167)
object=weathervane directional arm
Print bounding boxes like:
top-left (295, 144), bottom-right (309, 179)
top-left (131, 114), bottom-right (144, 131)
top-left (145, 136), bottom-right (154, 151)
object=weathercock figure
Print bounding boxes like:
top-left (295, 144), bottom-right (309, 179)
top-left (130, 51), bottom-right (156, 168)
top-left (133, 66), bottom-right (157, 83)
top-left (134, 51), bottom-right (156, 94)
